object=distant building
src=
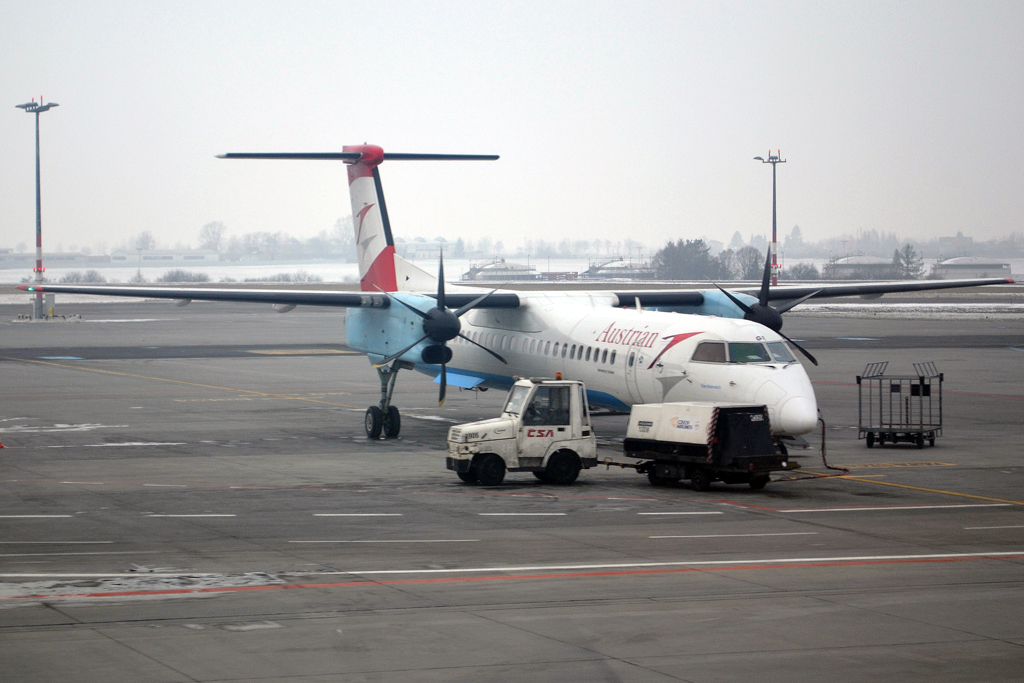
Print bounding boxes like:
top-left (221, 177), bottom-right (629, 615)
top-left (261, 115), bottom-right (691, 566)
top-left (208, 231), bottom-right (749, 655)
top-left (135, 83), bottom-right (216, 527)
top-left (110, 249), bottom-right (220, 263)
top-left (821, 255), bottom-right (894, 280)
top-left (931, 256), bottom-right (1011, 279)
top-left (394, 238), bottom-right (446, 260)
top-left (584, 259), bottom-right (655, 280)
top-left (461, 259), bottom-right (543, 281)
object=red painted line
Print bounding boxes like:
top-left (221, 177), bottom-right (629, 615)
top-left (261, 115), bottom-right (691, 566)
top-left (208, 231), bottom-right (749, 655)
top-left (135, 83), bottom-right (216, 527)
top-left (7, 555), bottom-right (1021, 602)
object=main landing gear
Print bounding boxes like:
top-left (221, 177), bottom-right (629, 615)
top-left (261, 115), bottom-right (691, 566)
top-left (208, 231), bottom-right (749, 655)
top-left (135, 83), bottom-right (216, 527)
top-left (365, 360), bottom-right (410, 439)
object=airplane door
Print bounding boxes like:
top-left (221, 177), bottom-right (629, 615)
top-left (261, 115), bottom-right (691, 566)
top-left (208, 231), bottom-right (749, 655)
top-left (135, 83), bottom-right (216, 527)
top-left (624, 344), bottom-right (644, 403)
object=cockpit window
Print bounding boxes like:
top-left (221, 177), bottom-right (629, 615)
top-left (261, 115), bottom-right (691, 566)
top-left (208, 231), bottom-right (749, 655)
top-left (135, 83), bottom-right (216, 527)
top-left (766, 341), bottom-right (796, 363)
top-left (503, 385), bottom-right (531, 416)
top-left (728, 342), bottom-right (772, 363)
top-left (691, 342), bottom-right (727, 363)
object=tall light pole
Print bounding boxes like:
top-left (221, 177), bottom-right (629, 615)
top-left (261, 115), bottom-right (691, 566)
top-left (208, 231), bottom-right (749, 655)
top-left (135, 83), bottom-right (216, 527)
top-left (753, 150), bottom-right (785, 286)
top-left (16, 98), bottom-right (59, 319)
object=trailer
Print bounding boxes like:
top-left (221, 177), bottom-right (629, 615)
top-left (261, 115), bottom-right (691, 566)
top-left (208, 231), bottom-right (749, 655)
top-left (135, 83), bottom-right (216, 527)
top-left (857, 361), bottom-right (943, 449)
top-left (622, 402), bottom-right (789, 491)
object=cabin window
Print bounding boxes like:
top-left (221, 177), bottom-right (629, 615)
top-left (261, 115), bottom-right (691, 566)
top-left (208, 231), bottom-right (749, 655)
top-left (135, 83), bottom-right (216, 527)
top-left (628, 352), bottom-right (635, 367)
top-left (767, 341), bottom-right (796, 363)
top-left (570, 344), bottom-right (577, 359)
top-left (585, 346), bottom-right (592, 361)
top-left (610, 350), bottom-right (617, 365)
top-left (594, 347), bottom-right (600, 363)
top-left (545, 341), bottom-right (552, 355)
top-left (691, 342), bottom-right (727, 363)
top-left (501, 335), bottom-right (508, 349)
top-left (601, 349), bottom-right (608, 363)
top-left (561, 344), bottom-right (568, 358)
top-left (553, 342), bottom-right (559, 356)
top-left (529, 339), bottom-right (537, 353)
top-left (728, 342), bottom-right (772, 363)
top-left (523, 385), bottom-right (571, 426)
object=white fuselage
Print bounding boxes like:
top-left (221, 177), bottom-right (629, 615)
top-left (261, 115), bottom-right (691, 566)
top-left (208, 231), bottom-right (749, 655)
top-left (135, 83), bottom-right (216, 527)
top-left (427, 291), bottom-right (818, 436)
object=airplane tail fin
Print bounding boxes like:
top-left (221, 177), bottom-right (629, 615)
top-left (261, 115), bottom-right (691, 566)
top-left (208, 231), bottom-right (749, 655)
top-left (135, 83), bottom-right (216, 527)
top-left (218, 147), bottom-right (497, 293)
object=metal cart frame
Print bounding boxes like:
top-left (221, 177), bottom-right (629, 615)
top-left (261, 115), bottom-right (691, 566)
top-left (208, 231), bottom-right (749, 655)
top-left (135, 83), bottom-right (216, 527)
top-left (857, 361), bottom-right (943, 449)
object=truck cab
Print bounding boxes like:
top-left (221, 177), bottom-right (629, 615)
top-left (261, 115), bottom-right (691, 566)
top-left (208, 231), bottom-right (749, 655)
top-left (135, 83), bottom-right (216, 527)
top-left (446, 378), bottom-right (598, 486)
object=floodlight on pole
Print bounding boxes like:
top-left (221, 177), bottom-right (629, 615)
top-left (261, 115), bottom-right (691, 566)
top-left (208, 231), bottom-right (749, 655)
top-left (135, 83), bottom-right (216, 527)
top-left (16, 98), bottom-right (59, 319)
top-left (754, 150), bottom-right (785, 286)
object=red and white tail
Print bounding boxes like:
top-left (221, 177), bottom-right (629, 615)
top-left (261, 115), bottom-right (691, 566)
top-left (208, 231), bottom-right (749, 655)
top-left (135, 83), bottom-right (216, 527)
top-left (219, 145), bottom-right (498, 293)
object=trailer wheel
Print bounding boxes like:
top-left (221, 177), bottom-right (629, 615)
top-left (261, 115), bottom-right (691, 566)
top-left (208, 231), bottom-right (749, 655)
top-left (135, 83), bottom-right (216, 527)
top-left (929, 437), bottom-right (935, 447)
top-left (749, 475), bottom-right (770, 490)
top-left (545, 450), bottom-right (581, 485)
top-left (691, 469), bottom-right (711, 492)
top-left (916, 434), bottom-right (925, 449)
top-left (457, 471), bottom-right (477, 484)
top-left (474, 454), bottom-right (506, 486)
top-left (866, 432), bottom-right (875, 448)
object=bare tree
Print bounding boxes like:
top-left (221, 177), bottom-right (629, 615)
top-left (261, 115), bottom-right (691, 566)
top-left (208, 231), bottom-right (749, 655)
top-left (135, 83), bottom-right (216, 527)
top-left (133, 231), bottom-right (157, 251)
top-left (198, 221), bottom-right (226, 251)
top-left (735, 246), bottom-right (764, 280)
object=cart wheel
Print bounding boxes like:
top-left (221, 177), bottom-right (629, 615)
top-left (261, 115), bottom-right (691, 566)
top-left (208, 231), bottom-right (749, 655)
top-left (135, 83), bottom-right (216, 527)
top-left (533, 471), bottom-right (550, 483)
top-left (929, 438), bottom-right (935, 447)
top-left (749, 475), bottom-right (770, 490)
top-left (457, 471), bottom-right (477, 484)
top-left (866, 432), bottom-right (875, 448)
top-left (691, 469), bottom-right (711, 492)
top-left (879, 433), bottom-right (886, 446)
top-left (916, 434), bottom-right (925, 449)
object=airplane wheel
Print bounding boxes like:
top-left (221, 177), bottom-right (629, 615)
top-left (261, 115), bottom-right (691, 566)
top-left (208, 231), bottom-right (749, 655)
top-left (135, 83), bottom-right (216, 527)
top-left (691, 469), bottom-right (711, 492)
top-left (457, 471), bottom-right (477, 484)
top-left (365, 406), bottom-right (384, 439)
top-left (384, 406), bottom-right (401, 439)
top-left (474, 454), bottom-right (505, 486)
top-left (545, 450), bottom-right (581, 485)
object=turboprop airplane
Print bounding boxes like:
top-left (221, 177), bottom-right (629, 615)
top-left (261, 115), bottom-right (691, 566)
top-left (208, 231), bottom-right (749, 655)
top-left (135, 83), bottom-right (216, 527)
top-left (22, 144), bottom-right (1013, 442)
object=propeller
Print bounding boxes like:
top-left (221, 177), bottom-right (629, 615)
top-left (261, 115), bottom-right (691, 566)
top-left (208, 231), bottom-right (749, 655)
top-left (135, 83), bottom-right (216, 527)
top-left (710, 249), bottom-right (820, 366)
top-left (374, 252), bottom-right (507, 404)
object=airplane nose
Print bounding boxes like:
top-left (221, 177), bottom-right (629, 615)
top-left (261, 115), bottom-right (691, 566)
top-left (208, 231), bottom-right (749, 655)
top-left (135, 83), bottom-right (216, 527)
top-left (777, 396), bottom-right (818, 435)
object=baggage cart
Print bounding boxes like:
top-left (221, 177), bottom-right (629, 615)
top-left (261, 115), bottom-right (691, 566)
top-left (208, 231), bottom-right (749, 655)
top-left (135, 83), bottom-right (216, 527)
top-left (857, 361), bottom-right (943, 449)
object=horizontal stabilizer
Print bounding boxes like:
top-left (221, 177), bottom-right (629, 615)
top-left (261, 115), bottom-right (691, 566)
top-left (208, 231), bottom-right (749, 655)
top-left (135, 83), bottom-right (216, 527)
top-left (434, 371), bottom-right (484, 389)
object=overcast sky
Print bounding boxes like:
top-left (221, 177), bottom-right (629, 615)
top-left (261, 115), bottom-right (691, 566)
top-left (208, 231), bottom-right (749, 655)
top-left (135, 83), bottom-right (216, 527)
top-left (2, 1), bottom-right (1022, 253)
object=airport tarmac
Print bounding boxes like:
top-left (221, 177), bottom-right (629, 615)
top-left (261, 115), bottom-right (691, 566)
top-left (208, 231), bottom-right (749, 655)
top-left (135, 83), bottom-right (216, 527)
top-left (1, 297), bottom-right (1022, 682)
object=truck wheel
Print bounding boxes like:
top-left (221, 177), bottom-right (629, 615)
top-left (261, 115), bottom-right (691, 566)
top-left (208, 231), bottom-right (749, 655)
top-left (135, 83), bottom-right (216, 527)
top-left (457, 471), bottom-right (477, 484)
top-left (474, 454), bottom-right (506, 486)
top-left (545, 451), bottom-right (581, 485)
top-left (383, 406), bottom-right (401, 439)
top-left (749, 475), bottom-right (770, 490)
top-left (365, 407), bottom-right (384, 439)
top-left (533, 471), bottom-right (551, 483)
top-left (866, 432), bottom-right (875, 448)
top-left (691, 469), bottom-right (711, 492)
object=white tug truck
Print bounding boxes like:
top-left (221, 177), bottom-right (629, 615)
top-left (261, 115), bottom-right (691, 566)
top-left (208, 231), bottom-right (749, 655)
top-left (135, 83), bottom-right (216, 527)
top-left (446, 378), bottom-right (598, 486)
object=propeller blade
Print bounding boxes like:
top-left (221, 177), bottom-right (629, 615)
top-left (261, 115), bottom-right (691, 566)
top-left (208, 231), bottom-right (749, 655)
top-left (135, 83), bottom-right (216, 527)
top-left (773, 289), bottom-right (823, 315)
top-left (710, 281), bottom-right (755, 316)
top-left (759, 247), bottom-right (773, 307)
top-left (458, 333), bottom-right (508, 364)
top-left (780, 331), bottom-right (818, 366)
top-left (438, 363), bottom-right (447, 405)
top-left (374, 286), bottom-right (431, 320)
top-left (453, 285), bottom-right (504, 318)
top-left (373, 334), bottom-right (430, 367)
top-left (436, 251), bottom-right (446, 311)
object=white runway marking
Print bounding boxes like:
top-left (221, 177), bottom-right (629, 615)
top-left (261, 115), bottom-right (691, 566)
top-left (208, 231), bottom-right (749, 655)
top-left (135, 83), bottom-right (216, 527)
top-left (143, 484), bottom-right (187, 488)
top-left (313, 513), bottom-right (403, 517)
top-left (0, 551), bottom-right (161, 557)
top-left (638, 511), bottom-right (724, 516)
top-left (48, 442), bottom-right (188, 449)
top-left (0, 541), bottom-right (112, 544)
top-left (650, 532), bottom-right (819, 539)
top-left (144, 514), bottom-right (237, 518)
top-left (781, 504), bottom-right (1012, 513)
top-left (478, 513), bottom-right (566, 516)
top-left (0, 515), bottom-right (73, 519)
top-left (965, 525), bottom-right (1024, 530)
top-left (289, 539), bottom-right (479, 544)
top-left (60, 481), bottom-right (106, 485)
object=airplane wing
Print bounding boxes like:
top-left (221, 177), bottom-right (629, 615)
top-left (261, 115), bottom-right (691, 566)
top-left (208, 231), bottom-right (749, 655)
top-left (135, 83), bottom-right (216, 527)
top-left (606, 277), bottom-right (1012, 309)
top-left (16, 284), bottom-right (521, 309)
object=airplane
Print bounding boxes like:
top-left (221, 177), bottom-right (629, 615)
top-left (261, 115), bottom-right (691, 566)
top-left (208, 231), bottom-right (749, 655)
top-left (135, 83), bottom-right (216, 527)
top-left (21, 144), bottom-right (1014, 444)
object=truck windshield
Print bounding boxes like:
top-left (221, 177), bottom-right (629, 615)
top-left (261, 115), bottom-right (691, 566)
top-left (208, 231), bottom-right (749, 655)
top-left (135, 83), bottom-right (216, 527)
top-left (503, 386), bottom-right (531, 416)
